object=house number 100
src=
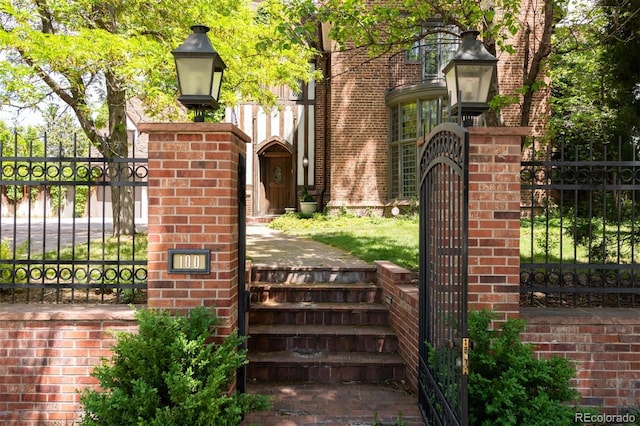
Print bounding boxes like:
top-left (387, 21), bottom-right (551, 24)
top-left (168, 249), bottom-right (210, 274)
top-left (175, 254), bottom-right (200, 269)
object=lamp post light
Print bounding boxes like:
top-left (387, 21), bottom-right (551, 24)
top-left (443, 30), bottom-right (498, 126)
top-left (172, 25), bottom-right (226, 122)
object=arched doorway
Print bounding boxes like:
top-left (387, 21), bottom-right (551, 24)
top-left (257, 138), bottom-right (294, 215)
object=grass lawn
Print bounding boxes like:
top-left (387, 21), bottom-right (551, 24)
top-left (269, 213), bottom-right (638, 273)
top-left (51, 234), bottom-right (147, 261)
top-left (1, 234), bottom-right (148, 303)
top-left (269, 214), bottom-right (420, 271)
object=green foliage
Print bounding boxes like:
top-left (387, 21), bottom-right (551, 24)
top-left (284, 0), bottom-right (522, 56)
top-left (48, 184), bottom-right (90, 217)
top-left (549, 0), bottom-right (640, 151)
top-left (468, 310), bottom-right (580, 426)
top-left (79, 307), bottom-right (269, 426)
top-left (0, 237), bottom-right (30, 288)
top-left (489, 94), bottom-right (521, 113)
top-left (300, 186), bottom-right (314, 202)
top-left (40, 107), bottom-right (92, 216)
top-left (549, 4), bottom-right (613, 145)
top-left (50, 234), bottom-right (148, 298)
top-left (372, 411), bottom-right (406, 426)
top-left (600, 0), bottom-right (640, 144)
top-left (0, 0), bottom-right (318, 120)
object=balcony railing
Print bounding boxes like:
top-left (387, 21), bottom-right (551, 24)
top-left (388, 39), bottom-right (459, 91)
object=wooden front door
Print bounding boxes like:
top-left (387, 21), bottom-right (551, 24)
top-left (263, 154), bottom-right (292, 214)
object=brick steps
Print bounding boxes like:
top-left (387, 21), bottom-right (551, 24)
top-left (250, 283), bottom-right (380, 304)
top-left (247, 276), bottom-right (406, 384)
top-left (247, 351), bottom-right (406, 383)
top-left (249, 301), bottom-right (389, 326)
top-left (251, 266), bottom-right (377, 284)
top-left (248, 324), bottom-right (398, 352)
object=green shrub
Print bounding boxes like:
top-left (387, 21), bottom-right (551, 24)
top-left (468, 310), bottom-right (581, 426)
top-left (79, 307), bottom-right (269, 426)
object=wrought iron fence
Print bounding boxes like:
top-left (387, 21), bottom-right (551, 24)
top-left (520, 137), bottom-right (640, 307)
top-left (0, 132), bottom-right (148, 304)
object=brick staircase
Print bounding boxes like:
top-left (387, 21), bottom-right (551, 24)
top-left (246, 266), bottom-right (407, 384)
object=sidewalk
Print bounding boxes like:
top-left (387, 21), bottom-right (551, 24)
top-left (243, 224), bottom-right (424, 426)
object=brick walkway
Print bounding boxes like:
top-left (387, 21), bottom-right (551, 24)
top-left (241, 382), bottom-right (424, 426)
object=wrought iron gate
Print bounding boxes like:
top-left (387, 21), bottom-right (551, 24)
top-left (418, 122), bottom-right (469, 425)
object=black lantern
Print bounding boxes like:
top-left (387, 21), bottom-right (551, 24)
top-left (172, 25), bottom-right (226, 122)
top-left (443, 30), bottom-right (498, 125)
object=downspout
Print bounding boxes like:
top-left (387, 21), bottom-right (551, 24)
top-left (253, 114), bottom-right (259, 216)
top-left (319, 52), bottom-right (330, 210)
top-left (293, 113), bottom-right (299, 205)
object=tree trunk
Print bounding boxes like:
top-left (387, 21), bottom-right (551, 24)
top-left (24, 4), bottom-right (136, 235)
top-left (105, 73), bottom-right (136, 236)
top-left (520, 0), bottom-right (554, 129)
top-left (484, 36), bottom-right (503, 127)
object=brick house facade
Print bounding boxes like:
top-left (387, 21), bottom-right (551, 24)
top-left (229, 1), bottom-right (549, 218)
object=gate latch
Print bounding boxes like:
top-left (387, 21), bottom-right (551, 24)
top-left (462, 338), bottom-right (470, 376)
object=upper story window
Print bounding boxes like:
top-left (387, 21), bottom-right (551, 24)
top-left (406, 41), bottom-right (422, 64)
top-left (420, 30), bottom-right (459, 80)
top-left (389, 24), bottom-right (460, 90)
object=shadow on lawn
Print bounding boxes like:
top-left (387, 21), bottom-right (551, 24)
top-left (310, 232), bottom-right (419, 273)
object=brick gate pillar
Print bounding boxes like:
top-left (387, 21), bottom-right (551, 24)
top-left (467, 127), bottom-right (528, 322)
top-left (139, 123), bottom-right (249, 337)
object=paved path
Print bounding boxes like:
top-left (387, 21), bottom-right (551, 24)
top-left (246, 225), bottom-right (371, 268)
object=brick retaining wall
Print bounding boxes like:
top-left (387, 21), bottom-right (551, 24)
top-left (0, 305), bottom-right (137, 426)
top-left (375, 261), bottom-right (419, 393)
top-left (1, 280), bottom-right (638, 423)
top-left (376, 263), bottom-right (640, 414)
top-left (521, 308), bottom-right (640, 415)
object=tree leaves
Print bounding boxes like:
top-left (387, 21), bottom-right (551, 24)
top-left (0, 0), bottom-right (319, 121)
top-left (289, 0), bottom-right (523, 57)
